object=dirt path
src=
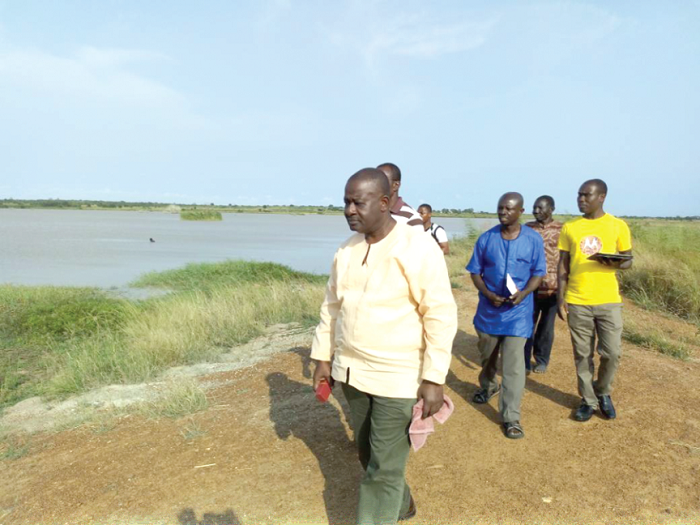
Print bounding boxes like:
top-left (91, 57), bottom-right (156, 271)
top-left (1, 287), bottom-right (700, 525)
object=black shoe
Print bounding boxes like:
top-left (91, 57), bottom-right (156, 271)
top-left (598, 395), bottom-right (617, 419)
top-left (398, 495), bottom-right (416, 521)
top-left (472, 385), bottom-right (500, 404)
top-left (573, 402), bottom-right (595, 422)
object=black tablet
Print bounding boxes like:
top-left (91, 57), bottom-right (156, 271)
top-left (587, 253), bottom-right (633, 261)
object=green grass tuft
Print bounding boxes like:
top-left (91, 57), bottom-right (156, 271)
top-left (180, 418), bottom-right (207, 441)
top-left (623, 326), bottom-right (691, 360)
top-left (139, 380), bottom-right (209, 419)
top-left (180, 210), bottom-right (222, 221)
top-left (0, 435), bottom-right (30, 460)
top-left (132, 260), bottom-right (326, 291)
top-left (0, 286), bottom-right (132, 342)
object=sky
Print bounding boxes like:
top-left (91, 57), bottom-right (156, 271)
top-left (0, 0), bottom-right (698, 217)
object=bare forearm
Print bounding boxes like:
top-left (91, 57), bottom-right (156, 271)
top-left (557, 252), bottom-right (569, 299)
top-left (556, 251), bottom-right (570, 319)
top-left (619, 250), bottom-right (633, 270)
top-left (557, 277), bottom-right (567, 299)
top-left (522, 275), bottom-right (544, 296)
top-left (470, 273), bottom-right (490, 296)
top-left (471, 273), bottom-right (507, 307)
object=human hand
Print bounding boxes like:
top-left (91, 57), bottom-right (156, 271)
top-left (417, 381), bottom-right (444, 419)
top-left (508, 291), bottom-right (527, 306)
top-left (312, 360), bottom-right (334, 391)
top-left (594, 256), bottom-right (620, 268)
top-left (557, 296), bottom-right (568, 321)
top-left (486, 291), bottom-right (507, 307)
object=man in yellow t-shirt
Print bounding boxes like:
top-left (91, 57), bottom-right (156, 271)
top-left (557, 179), bottom-right (632, 422)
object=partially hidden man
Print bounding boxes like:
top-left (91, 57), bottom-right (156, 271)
top-left (524, 196), bottom-right (563, 374)
top-left (467, 192), bottom-right (546, 439)
top-left (376, 162), bottom-right (423, 227)
top-left (311, 169), bottom-right (458, 524)
top-left (558, 179), bottom-right (632, 422)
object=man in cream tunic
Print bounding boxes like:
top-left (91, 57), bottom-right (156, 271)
top-left (311, 168), bottom-right (457, 525)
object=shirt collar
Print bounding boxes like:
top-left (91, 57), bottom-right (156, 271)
top-left (390, 196), bottom-right (405, 214)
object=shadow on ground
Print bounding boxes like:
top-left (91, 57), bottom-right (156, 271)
top-left (177, 508), bottom-right (241, 525)
top-left (448, 329), bottom-right (580, 423)
top-left (267, 362), bottom-right (360, 524)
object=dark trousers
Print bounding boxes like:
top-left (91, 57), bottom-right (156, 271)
top-left (524, 294), bottom-right (558, 370)
top-left (341, 383), bottom-right (415, 525)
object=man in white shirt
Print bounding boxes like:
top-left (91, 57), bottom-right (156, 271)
top-left (312, 168), bottom-right (457, 524)
top-left (418, 204), bottom-right (449, 255)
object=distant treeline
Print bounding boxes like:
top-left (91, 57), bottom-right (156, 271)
top-left (0, 199), bottom-right (494, 217)
top-left (0, 199), bottom-right (697, 220)
top-left (0, 198), bottom-right (168, 210)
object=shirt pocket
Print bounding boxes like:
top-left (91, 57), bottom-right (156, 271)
top-left (511, 257), bottom-right (533, 289)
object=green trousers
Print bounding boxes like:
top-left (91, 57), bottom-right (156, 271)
top-left (342, 382), bottom-right (415, 525)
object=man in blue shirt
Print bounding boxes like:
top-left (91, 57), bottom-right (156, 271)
top-left (466, 192), bottom-right (546, 439)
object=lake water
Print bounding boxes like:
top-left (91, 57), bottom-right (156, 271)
top-left (0, 209), bottom-right (497, 288)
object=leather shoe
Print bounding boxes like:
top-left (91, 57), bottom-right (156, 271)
top-left (598, 395), bottom-right (617, 419)
top-left (398, 495), bottom-right (416, 521)
top-left (573, 402), bottom-right (595, 422)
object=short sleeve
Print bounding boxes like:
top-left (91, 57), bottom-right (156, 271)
top-left (466, 234), bottom-right (486, 275)
top-left (436, 226), bottom-right (448, 243)
top-left (558, 223), bottom-right (571, 252)
top-left (616, 219), bottom-right (632, 252)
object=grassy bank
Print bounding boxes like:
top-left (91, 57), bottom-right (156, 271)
top-left (180, 210), bottom-right (222, 221)
top-left (445, 230), bottom-right (479, 289)
top-left (620, 220), bottom-right (700, 322)
top-left (0, 262), bottom-right (325, 408)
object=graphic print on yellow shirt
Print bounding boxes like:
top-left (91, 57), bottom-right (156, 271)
top-left (579, 235), bottom-right (603, 256)
top-left (558, 214), bottom-right (632, 305)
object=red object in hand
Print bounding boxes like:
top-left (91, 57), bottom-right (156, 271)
top-left (316, 380), bottom-right (332, 403)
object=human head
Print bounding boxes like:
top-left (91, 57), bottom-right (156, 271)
top-left (533, 195), bottom-right (555, 224)
top-left (497, 192), bottom-right (524, 227)
top-left (344, 168), bottom-right (392, 235)
top-left (417, 203), bottom-right (432, 226)
top-left (376, 162), bottom-right (401, 198)
top-left (577, 179), bottom-right (607, 216)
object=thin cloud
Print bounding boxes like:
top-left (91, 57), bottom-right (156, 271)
top-left (75, 47), bottom-right (174, 68)
top-left (364, 16), bottom-right (493, 61)
top-left (323, 5), bottom-right (496, 67)
top-left (0, 46), bottom-right (184, 106)
top-left (257, 0), bottom-right (293, 29)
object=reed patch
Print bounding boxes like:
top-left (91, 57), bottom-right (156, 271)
top-left (180, 210), bottom-right (223, 221)
top-left (0, 262), bottom-right (325, 408)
